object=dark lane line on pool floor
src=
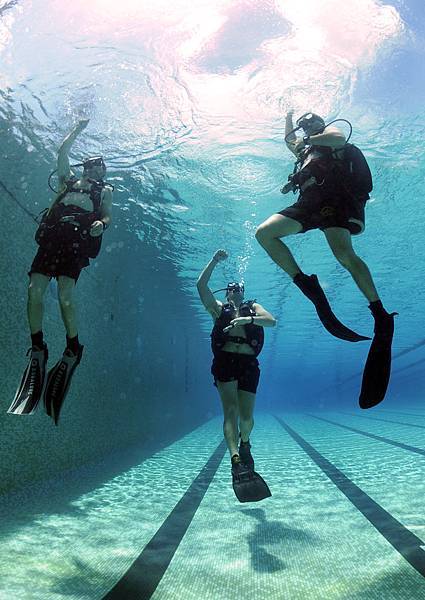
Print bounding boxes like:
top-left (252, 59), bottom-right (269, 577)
top-left (103, 439), bottom-right (227, 600)
top-left (307, 414), bottom-right (425, 457)
top-left (274, 415), bottom-right (425, 578)
top-left (380, 410), bottom-right (425, 418)
top-left (339, 412), bottom-right (425, 430)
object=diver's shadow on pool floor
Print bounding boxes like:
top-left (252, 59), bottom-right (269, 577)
top-left (241, 507), bottom-right (318, 573)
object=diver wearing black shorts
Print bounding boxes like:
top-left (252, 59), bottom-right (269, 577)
top-left (255, 111), bottom-right (396, 408)
top-left (30, 239), bottom-right (90, 282)
top-left (276, 116), bottom-right (369, 237)
top-left (197, 250), bottom-right (276, 501)
top-left (278, 187), bottom-right (365, 236)
top-left (8, 119), bottom-right (113, 423)
top-left (211, 352), bottom-right (260, 394)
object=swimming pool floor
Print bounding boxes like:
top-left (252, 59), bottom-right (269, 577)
top-left (1, 409), bottom-right (425, 599)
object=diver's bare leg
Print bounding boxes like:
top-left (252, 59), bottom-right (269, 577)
top-left (255, 214), bottom-right (303, 278)
top-left (324, 227), bottom-right (379, 302)
top-left (27, 273), bottom-right (50, 334)
top-left (217, 380), bottom-right (240, 457)
top-left (237, 390), bottom-right (256, 443)
top-left (57, 276), bottom-right (78, 338)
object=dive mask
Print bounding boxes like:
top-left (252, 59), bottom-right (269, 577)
top-left (226, 282), bottom-right (245, 294)
top-left (295, 113), bottom-right (326, 136)
top-left (82, 156), bottom-right (106, 174)
top-left (213, 282), bottom-right (245, 295)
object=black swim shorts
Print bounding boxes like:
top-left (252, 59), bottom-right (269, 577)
top-left (278, 189), bottom-right (366, 235)
top-left (29, 245), bottom-right (90, 282)
top-left (211, 352), bottom-right (260, 394)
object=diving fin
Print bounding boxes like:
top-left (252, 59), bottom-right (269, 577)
top-left (293, 273), bottom-right (370, 342)
top-left (44, 344), bottom-right (84, 425)
top-left (8, 344), bottom-right (48, 415)
top-left (232, 457), bottom-right (271, 503)
top-left (359, 305), bottom-right (397, 409)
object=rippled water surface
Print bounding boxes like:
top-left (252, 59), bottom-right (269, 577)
top-left (2, 2), bottom-right (424, 395)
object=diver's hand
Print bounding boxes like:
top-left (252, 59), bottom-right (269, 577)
top-left (75, 119), bottom-right (90, 132)
top-left (90, 220), bottom-right (104, 237)
top-left (61, 118), bottom-right (90, 151)
top-left (281, 180), bottom-right (296, 194)
top-left (223, 317), bottom-right (252, 333)
top-left (212, 249), bottom-right (228, 263)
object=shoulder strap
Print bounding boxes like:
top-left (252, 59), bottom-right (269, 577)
top-left (215, 303), bottom-right (230, 320)
top-left (46, 179), bottom-right (76, 216)
top-left (58, 177), bottom-right (80, 200)
top-left (89, 181), bottom-right (105, 211)
top-left (64, 176), bottom-right (78, 191)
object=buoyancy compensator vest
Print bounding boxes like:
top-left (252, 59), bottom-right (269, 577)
top-left (211, 301), bottom-right (264, 357)
top-left (35, 178), bottom-right (108, 258)
top-left (284, 143), bottom-right (373, 201)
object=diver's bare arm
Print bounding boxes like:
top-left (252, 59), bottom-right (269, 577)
top-left (57, 119), bottom-right (90, 185)
top-left (285, 110), bottom-right (299, 157)
top-left (100, 186), bottom-right (113, 229)
top-left (197, 258), bottom-right (222, 318)
top-left (252, 303), bottom-right (277, 327)
top-left (308, 126), bottom-right (346, 148)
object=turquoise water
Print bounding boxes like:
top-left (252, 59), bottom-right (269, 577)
top-left (1, 0), bottom-right (425, 598)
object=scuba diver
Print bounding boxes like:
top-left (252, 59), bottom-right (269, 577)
top-left (8, 118), bottom-right (113, 424)
top-left (197, 250), bottom-right (276, 502)
top-left (255, 111), bottom-right (396, 409)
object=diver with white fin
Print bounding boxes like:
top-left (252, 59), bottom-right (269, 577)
top-left (197, 250), bottom-right (276, 502)
top-left (8, 119), bottom-right (113, 423)
top-left (255, 110), bottom-right (397, 408)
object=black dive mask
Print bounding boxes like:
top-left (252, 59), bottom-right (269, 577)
top-left (226, 282), bottom-right (244, 294)
top-left (295, 113), bottom-right (326, 136)
top-left (213, 282), bottom-right (245, 295)
top-left (82, 156), bottom-right (106, 175)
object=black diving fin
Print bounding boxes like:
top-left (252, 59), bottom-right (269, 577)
top-left (359, 305), bottom-right (397, 409)
top-left (44, 344), bottom-right (84, 425)
top-left (8, 344), bottom-right (48, 415)
top-left (231, 456), bottom-right (271, 503)
top-left (293, 273), bottom-right (370, 342)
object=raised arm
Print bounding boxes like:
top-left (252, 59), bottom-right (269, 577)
top-left (57, 119), bottom-right (90, 186)
top-left (285, 110), bottom-right (299, 157)
top-left (197, 249), bottom-right (227, 319)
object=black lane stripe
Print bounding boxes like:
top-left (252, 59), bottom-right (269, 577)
top-left (103, 439), bottom-right (227, 600)
top-left (392, 357), bottom-right (425, 376)
top-left (381, 410), bottom-right (425, 418)
top-left (274, 415), bottom-right (425, 577)
top-left (393, 338), bottom-right (425, 360)
top-left (307, 414), bottom-right (425, 457)
top-left (341, 412), bottom-right (425, 431)
top-left (317, 342), bottom-right (425, 396)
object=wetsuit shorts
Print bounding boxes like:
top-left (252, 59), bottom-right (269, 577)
top-left (211, 351), bottom-right (260, 394)
top-left (29, 245), bottom-right (90, 282)
top-left (278, 188), bottom-right (366, 235)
